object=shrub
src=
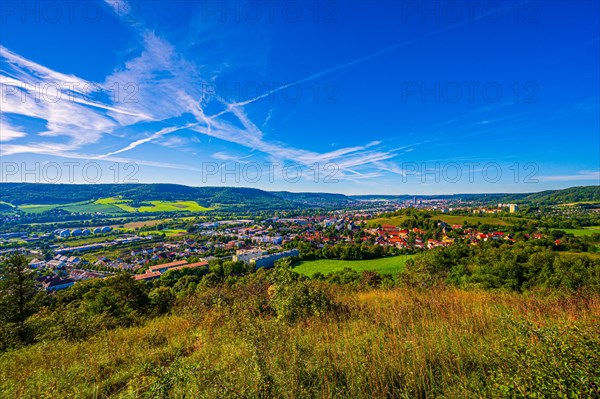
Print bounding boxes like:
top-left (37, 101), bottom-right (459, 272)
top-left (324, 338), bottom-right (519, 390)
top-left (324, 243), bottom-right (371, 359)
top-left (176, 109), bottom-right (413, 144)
top-left (269, 281), bottom-right (333, 323)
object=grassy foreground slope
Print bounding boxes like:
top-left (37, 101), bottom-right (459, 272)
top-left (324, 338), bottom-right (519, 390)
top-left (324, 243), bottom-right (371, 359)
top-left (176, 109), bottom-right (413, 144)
top-left (1, 287), bottom-right (598, 399)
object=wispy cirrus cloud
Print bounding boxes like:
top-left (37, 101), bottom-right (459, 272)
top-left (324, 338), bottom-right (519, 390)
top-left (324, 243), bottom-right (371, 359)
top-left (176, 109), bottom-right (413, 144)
top-left (0, 114), bottom-right (27, 142)
top-left (1, 0), bottom-right (405, 183)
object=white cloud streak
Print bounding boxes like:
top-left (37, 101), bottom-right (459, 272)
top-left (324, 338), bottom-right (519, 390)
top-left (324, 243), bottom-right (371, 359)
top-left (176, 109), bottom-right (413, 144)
top-left (2, 0), bottom-right (405, 183)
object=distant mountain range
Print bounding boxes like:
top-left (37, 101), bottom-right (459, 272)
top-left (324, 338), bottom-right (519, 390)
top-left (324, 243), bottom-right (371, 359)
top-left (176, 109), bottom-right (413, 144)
top-left (0, 183), bottom-right (598, 211)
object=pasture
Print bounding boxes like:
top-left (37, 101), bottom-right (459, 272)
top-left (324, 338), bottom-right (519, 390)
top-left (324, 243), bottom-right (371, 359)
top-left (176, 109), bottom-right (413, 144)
top-left (293, 255), bottom-right (414, 276)
top-left (139, 229), bottom-right (188, 237)
top-left (20, 200), bottom-right (123, 214)
top-left (15, 198), bottom-right (210, 214)
top-left (96, 198), bottom-right (210, 213)
top-left (560, 226), bottom-right (600, 236)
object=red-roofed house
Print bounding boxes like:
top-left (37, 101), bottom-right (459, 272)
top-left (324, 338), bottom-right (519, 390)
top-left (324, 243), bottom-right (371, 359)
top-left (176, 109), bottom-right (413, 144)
top-left (134, 271), bottom-right (161, 281)
top-left (148, 260), bottom-right (188, 273)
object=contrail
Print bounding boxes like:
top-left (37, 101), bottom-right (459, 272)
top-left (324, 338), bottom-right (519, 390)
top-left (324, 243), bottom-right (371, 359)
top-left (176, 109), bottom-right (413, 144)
top-left (208, 42), bottom-right (411, 118)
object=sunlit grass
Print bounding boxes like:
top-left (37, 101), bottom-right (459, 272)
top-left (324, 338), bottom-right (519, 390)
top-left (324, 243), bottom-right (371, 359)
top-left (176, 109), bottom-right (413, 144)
top-left (2, 287), bottom-right (597, 398)
top-left (293, 255), bottom-right (414, 276)
top-left (95, 198), bottom-right (211, 213)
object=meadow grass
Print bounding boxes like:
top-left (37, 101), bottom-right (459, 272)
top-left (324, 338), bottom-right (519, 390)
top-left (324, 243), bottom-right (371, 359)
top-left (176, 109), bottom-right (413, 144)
top-left (2, 287), bottom-right (597, 398)
top-left (97, 198), bottom-right (211, 213)
top-left (293, 255), bottom-right (414, 276)
top-left (17, 198), bottom-right (211, 215)
top-left (560, 226), bottom-right (600, 236)
top-left (139, 229), bottom-right (188, 237)
top-left (19, 203), bottom-right (71, 213)
top-left (20, 200), bottom-right (122, 214)
top-left (136, 201), bottom-right (210, 213)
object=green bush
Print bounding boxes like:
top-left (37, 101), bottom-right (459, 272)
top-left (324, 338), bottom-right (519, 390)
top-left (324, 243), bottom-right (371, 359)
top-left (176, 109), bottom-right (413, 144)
top-left (269, 280), bottom-right (333, 323)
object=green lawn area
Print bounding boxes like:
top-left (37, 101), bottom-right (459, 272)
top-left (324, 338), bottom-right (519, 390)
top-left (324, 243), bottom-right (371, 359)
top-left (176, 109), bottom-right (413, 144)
top-left (17, 198), bottom-right (211, 214)
top-left (560, 226), bottom-right (600, 236)
top-left (293, 255), bottom-right (414, 277)
top-left (19, 203), bottom-right (65, 213)
top-left (96, 198), bottom-right (211, 213)
top-left (369, 214), bottom-right (520, 227)
top-left (137, 201), bottom-right (210, 212)
top-left (19, 200), bottom-right (122, 214)
top-left (139, 229), bottom-right (187, 237)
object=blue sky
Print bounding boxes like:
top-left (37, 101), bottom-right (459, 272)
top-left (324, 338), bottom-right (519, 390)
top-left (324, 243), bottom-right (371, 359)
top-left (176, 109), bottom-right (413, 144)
top-left (1, 0), bottom-right (598, 194)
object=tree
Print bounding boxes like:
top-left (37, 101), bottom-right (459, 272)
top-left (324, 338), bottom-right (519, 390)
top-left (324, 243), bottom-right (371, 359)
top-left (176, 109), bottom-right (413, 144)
top-left (149, 286), bottom-right (175, 315)
top-left (0, 254), bottom-right (38, 342)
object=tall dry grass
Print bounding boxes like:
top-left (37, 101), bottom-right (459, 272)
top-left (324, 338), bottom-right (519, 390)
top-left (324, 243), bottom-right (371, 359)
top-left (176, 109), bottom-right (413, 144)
top-left (1, 287), bottom-right (598, 398)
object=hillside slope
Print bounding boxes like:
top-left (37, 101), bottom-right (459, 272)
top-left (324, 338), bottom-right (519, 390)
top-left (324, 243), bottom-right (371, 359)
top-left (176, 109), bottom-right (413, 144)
top-left (0, 183), bottom-right (355, 210)
top-left (351, 185), bottom-right (600, 205)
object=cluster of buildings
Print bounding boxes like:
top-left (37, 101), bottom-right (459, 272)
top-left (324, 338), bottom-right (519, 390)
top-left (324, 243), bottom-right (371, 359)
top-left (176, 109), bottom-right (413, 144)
top-left (36, 275), bottom-right (75, 291)
top-left (29, 253), bottom-right (106, 291)
top-left (30, 254), bottom-right (82, 270)
top-left (252, 249), bottom-right (299, 268)
top-left (366, 223), bottom-right (547, 250)
top-left (472, 204), bottom-right (519, 214)
top-left (233, 248), bottom-right (299, 268)
top-left (1, 200), bottom-right (543, 295)
top-left (134, 259), bottom-right (209, 281)
top-left (54, 235), bottom-right (147, 254)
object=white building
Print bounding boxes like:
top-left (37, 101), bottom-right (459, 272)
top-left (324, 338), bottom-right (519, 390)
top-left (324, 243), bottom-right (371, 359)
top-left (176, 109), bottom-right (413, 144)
top-left (233, 248), bottom-right (267, 264)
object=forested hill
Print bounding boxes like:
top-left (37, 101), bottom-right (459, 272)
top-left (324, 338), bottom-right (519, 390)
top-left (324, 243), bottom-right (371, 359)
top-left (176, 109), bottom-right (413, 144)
top-left (1, 183), bottom-right (597, 209)
top-left (351, 186), bottom-right (600, 205)
top-left (499, 185), bottom-right (600, 204)
top-left (0, 183), bottom-right (355, 209)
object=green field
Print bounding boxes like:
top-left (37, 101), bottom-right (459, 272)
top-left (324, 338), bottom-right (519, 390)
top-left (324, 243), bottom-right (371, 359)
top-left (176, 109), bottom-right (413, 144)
top-left (20, 200), bottom-right (123, 214)
top-left (293, 255), bottom-right (414, 276)
top-left (559, 226), bottom-right (600, 236)
top-left (18, 204), bottom-right (60, 213)
top-left (15, 198), bottom-right (210, 214)
top-left (369, 214), bottom-right (520, 227)
top-left (96, 197), bottom-right (211, 213)
top-left (139, 229), bottom-right (187, 237)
